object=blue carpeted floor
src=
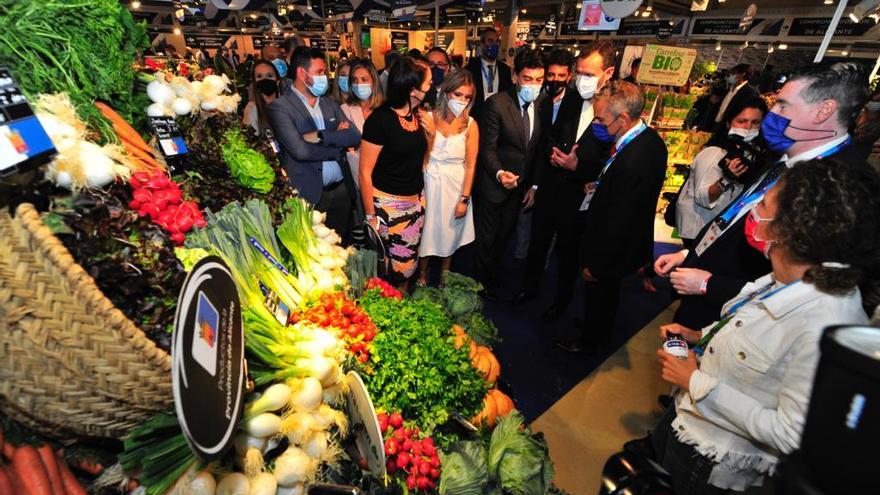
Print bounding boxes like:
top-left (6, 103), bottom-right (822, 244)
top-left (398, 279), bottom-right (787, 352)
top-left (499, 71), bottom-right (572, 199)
top-left (446, 241), bottom-right (681, 421)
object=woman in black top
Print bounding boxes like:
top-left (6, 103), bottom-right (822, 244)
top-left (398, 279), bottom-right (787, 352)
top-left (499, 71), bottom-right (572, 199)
top-left (359, 57), bottom-right (432, 287)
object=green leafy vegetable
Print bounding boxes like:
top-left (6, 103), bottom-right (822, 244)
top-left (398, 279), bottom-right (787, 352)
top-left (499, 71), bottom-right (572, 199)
top-left (487, 412), bottom-right (554, 495)
top-left (439, 441), bottom-right (489, 495)
top-left (411, 273), bottom-right (502, 347)
top-left (0, 0), bottom-right (149, 139)
top-left (221, 128), bottom-right (277, 193)
top-left (120, 413), bottom-right (197, 495)
top-left (359, 290), bottom-right (488, 434)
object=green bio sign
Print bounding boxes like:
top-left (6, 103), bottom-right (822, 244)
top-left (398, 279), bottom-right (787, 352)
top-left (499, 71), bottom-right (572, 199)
top-left (638, 44), bottom-right (696, 87)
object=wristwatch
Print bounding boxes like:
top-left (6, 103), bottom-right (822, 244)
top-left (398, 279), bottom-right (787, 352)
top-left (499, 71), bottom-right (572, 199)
top-left (459, 195), bottom-right (470, 205)
top-left (316, 131), bottom-right (325, 144)
top-left (718, 177), bottom-right (733, 190)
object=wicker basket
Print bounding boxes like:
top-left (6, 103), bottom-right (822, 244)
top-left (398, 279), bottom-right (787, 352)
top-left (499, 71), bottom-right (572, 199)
top-left (0, 203), bottom-right (173, 440)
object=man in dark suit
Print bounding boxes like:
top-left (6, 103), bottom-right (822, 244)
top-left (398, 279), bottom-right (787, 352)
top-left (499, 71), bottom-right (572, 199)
top-left (512, 42), bottom-right (616, 320)
top-left (713, 63), bottom-right (758, 132)
top-left (268, 47), bottom-right (361, 241)
top-left (465, 27), bottom-right (512, 125)
top-left (558, 81), bottom-right (668, 353)
top-left (655, 62), bottom-right (872, 329)
top-left (475, 48), bottom-right (548, 299)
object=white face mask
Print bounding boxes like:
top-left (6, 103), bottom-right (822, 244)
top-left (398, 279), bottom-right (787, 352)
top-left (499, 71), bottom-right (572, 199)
top-left (576, 75), bottom-right (600, 100)
top-left (726, 74), bottom-right (738, 85)
top-left (866, 101), bottom-right (880, 112)
top-left (728, 126), bottom-right (760, 142)
top-left (447, 99), bottom-right (468, 117)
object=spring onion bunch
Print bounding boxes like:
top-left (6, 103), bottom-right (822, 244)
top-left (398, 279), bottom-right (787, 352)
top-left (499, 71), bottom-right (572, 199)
top-left (277, 198), bottom-right (351, 297)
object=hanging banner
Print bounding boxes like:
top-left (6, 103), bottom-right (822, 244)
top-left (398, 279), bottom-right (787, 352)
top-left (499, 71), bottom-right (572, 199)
top-left (617, 19), bottom-right (686, 37)
top-left (391, 0), bottom-right (416, 21)
top-left (691, 18), bottom-right (764, 35)
top-left (528, 24), bottom-right (544, 40)
top-left (364, 9), bottom-right (389, 23)
top-left (600, 0), bottom-right (642, 18)
top-left (690, 0), bottom-right (708, 12)
top-left (579, 0), bottom-right (621, 31)
top-left (657, 20), bottom-right (674, 41)
top-left (739, 3), bottom-right (757, 32)
top-left (309, 37), bottom-right (341, 51)
top-left (638, 44), bottom-right (696, 87)
top-left (514, 22), bottom-right (530, 47)
top-left (391, 31), bottom-right (409, 52)
top-left (184, 34), bottom-right (230, 49)
top-left (788, 17), bottom-right (876, 37)
top-left (425, 31), bottom-right (455, 50)
top-left (545, 12), bottom-right (558, 35)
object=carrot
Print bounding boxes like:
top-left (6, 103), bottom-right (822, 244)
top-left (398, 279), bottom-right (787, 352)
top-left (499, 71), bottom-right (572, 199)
top-left (119, 132), bottom-right (159, 159)
top-left (36, 445), bottom-right (63, 495)
top-left (1, 443), bottom-right (13, 462)
top-left (71, 458), bottom-right (103, 476)
top-left (121, 140), bottom-right (162, 170)
top-left (0, 467), bottom-right (14, 495)
top-left (56, 454), bottom-right (87, 495)
top-left (5, 466), bottom-right (24, 495)
top-left (11, 445), bottom-right (52, 495)
top-left (94, 101), bottom-right (152, 151)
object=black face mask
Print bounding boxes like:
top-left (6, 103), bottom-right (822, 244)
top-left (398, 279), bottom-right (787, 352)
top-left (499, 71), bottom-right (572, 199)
top-left (256, 78), bottom-right (279, 96)
top-left (544, 80), bottom-right (566, 96)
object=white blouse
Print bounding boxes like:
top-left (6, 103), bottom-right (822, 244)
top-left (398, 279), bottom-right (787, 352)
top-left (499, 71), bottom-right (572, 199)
top-left (675, 146), bottom-right (744, 240)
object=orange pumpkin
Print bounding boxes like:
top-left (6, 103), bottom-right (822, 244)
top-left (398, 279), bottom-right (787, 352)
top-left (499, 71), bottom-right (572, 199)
top-left (470, 389), bottom-right (515, 428)
top-left (472, 346), bottom-right (501, 384)
top-left (469, 340), bottom-right (478, 359)
top-left (452, 325), bottom-right (472, 351)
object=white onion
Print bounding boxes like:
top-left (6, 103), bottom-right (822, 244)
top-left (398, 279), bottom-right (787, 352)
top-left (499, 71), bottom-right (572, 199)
top-left (190, 471), bottom-right (217, 495)
top-left (216, 473), bottom-right (249, 495)
top-left (146, 80), bottom-right (175, 105)
top-left (241, 412), bottom-right (282, 438)
top-left (233, 432), bottom-right (267, 458)
top-left (273, 447), bottom-right (316, 487)
top-left (290, 377), bottom-right (323, 411)
top-left (276, 483), bottom-right (307, 495)
top-left (201, 98), bottom-right (219, 111)
top-left (172, 98), bottom-right (193, 115)
top-left (303, 431), bottom-right (328, 459)
top-left (248, 472), bottom-right (277, 495)
top-left (147, 102), bottom-right (167, 117)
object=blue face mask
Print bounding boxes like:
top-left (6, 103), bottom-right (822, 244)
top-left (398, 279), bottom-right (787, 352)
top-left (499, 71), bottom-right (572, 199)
top-left (337, 76), bottom-right (349, 93)
top-left (308, 74), bottom-right (329, 97)
top-left (272, 58), bottom-right (288, 78)
top-left (518, 84), bottom-right (541, 103)
top-left (352, 83), bottom-right (372, 101)
top-left (485, 44), bottom-right (499, 61)
top-left (591, 123), bottom-right (615, 143)
top-left (760, 111), bottom-right (797, 153)
top-left (431, 66), bottom-right (446, 87)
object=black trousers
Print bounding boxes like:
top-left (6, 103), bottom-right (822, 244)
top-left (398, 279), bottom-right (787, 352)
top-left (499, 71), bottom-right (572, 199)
top-left (581, 275), bottom-right (623, 344)
top-left (316, 181), bottom-right (352, 245)
top-left (651, 406), bottom-right (727, 495)
top-left (523, 187), bottom-right (582, 307)
top-left (474, 191), bottom-right (522, 289)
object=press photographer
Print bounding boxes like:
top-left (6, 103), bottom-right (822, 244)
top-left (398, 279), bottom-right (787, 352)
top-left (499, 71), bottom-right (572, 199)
top-left (675, 96), bottom-right (770, 248)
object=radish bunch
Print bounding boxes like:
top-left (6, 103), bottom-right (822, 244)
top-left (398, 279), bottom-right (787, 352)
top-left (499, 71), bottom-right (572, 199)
top-left (378, 412), bottom-right (441, 492)
top-left (365, 278), bottom-right (403, 300)
top-left (129, 172), bottom-right (206, 244)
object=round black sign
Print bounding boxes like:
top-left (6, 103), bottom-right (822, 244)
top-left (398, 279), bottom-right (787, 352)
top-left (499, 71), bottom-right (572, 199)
top-left (172, 256), bottom-right (244, 461)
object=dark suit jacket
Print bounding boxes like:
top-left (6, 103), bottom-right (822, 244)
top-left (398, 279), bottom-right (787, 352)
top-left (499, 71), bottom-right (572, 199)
top-left (675, 145), bottom-right (869, 328)
top-left (466, 58), bottom-right (512, 125)
top-left (268, 90), bottom-right (361, 205)
top-left (534, 91), bottom-right (611, 196)
top-left (477, 88), bottom-right (548, 204)
top-left (582, 126), bottom-right (668, 280)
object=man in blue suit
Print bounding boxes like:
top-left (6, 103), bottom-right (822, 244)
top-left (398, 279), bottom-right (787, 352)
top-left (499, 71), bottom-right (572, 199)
top-left (268, 47), bottom-right (361, 241)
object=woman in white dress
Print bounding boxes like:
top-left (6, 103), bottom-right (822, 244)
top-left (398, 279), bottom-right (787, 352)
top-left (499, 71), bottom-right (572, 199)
top-left (416, 69), bottom-right (478, 286)
top-left (340, 59), bottom-right (384, 190)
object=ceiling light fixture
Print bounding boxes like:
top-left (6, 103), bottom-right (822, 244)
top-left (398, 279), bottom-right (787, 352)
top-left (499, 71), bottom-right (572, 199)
top-left (824, 0), bottom-right (833, 4)
top-left (779, 43), bottom-right (788, 50)
top-left (173, 27), bottom-right (181, 35)
top-left (849, 0), bottom-right (880, 22)
top-left (715, 41), bottom-right (722, 51)
top-left (131, 1), bottom-right (141, 8)
top-left (768, 43), bottom-right (775, 53)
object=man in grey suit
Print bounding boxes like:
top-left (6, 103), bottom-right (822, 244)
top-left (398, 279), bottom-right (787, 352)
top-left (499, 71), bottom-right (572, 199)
top-left (268, 47), bottom-right (361, 241)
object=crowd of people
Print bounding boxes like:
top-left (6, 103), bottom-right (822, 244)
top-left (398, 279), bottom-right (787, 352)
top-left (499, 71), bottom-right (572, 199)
top-left (236, 30), bottom-right (880, 494)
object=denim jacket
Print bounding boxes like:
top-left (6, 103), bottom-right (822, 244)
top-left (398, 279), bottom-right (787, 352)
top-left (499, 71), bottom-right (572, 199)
top-left (673, 273), bottom-right (868, 490)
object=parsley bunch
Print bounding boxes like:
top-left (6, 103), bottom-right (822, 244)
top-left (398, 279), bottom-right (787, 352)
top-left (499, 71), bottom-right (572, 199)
top-left (360, 290), bottom-right (488, 434)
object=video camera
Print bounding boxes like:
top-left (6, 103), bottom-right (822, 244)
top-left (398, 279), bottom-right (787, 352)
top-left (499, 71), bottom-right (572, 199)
top-left (718, 133), bottom-right (767, 182)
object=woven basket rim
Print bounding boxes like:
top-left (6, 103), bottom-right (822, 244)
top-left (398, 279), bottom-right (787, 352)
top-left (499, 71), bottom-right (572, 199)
top-left (13, 202), bottom-right (172, 372)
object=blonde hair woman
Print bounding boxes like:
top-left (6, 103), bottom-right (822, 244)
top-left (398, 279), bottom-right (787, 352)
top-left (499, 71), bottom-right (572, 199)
top-left (341, 59), bottom-right (384, 189)
top-left (416, 69), bottom-right (478, 286)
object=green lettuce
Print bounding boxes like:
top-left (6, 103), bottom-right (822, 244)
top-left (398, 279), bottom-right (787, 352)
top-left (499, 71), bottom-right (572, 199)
top-left (488, 412), bottom-right (554, 495)
top-left (221, 129), bottom-right (276, 193)
top-left (439, 441), bottom-right (489, 495)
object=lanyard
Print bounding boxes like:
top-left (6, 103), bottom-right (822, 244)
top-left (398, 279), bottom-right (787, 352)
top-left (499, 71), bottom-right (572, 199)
top-left (716, 138), bottom-right (851, 228)
top-left (693, 279), bottom-right (801, 356)
top-left (595, 121), bottom-right (646, 186)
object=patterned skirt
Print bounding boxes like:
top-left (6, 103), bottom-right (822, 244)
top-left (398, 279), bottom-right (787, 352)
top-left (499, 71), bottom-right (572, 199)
top-left (374, 189), bottom-right (425, 284)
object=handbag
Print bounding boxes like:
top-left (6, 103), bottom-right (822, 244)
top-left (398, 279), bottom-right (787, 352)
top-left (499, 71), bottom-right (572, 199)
top-left (361, 219), bottom-right (389, 276)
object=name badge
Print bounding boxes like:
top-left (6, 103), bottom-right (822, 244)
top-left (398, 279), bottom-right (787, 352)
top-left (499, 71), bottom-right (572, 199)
top-left (695, 221), bottom-right (724, 256)
top-left (579, 182), bottom-right (597, 211)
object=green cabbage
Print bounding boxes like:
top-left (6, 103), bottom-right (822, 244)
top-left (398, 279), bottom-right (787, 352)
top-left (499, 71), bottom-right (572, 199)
top-left (488, 412), bottom-right (554, 495)
top-left (221, 129), bottom-right (276, 193)
top-left (439, 441), bottom-right (489, 495)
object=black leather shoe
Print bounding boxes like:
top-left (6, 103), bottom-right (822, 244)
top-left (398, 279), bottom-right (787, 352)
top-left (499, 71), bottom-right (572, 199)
top-left (508, 290), bottom-right (537, 305)
top-left (540, 303), bottom-right (566, 322)
top-left (478, 288), bottom-right (500, 303)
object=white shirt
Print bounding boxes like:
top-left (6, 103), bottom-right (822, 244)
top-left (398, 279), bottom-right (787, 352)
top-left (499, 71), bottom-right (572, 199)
top-left (575, 99), bottom-right (594, 142)
top-left (675, 146), bottom-right (744, 239)
top-left (715, 80), bottom-right (749, 123)
top-left (552, 89), bottom-right (566, 124)
top-left (481, 58), bottom-right (500, 100)
top-left (674, 274), bottom-right (867, 490)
